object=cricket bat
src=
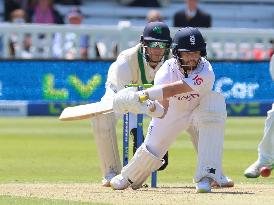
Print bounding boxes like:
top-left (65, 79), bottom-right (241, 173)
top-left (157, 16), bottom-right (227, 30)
top-left (59, 84), bottom-right (151, 121)
top-left (59, 101), bottom-right (113, 121)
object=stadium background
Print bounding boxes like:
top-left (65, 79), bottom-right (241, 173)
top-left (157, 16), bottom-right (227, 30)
top-left (0, 0), bottom-right (274, 204)
top-left (0, 0), bottom-right (273, 117)
top-left (0, 60), bottom-right (273, 117)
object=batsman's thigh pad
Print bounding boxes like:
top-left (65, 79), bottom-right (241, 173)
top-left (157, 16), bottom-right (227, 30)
top-left (121, 144), bottom-right (164, 190)
top-left (91, 112), bottom-right (122, 177)
top-left (194, 91), bottom-right (227, 184)
top-left (258, 105), bottom-right (274, 162)
top-left (196, 91), bottom-right (227, 125)
top-left (144, 110), bottom-right (190, 158)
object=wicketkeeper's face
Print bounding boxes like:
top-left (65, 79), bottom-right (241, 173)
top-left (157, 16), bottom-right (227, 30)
top-left (145, 41), bottom-right (168, 63)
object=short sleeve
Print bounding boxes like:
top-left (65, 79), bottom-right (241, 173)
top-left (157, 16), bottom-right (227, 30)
top-left (183, 62), bottom-right (215, 94)
top-left (106, 56), bottom-right (132, 92)
top-left (154, 61), bottom-right (171, 86)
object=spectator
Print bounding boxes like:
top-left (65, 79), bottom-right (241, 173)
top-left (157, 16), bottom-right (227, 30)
top-left (173, 0), bottom-right (211, 28)
top-left (146, 10), bottom-right (162, 22)
top-left (8, 9), bottom-right (33, 59)
top-left (52, 7), bottom-right (89, 59)
top-left (27, 0), bottom-right (64, 57)
top-left (118, 0), bottom-right (170, 7)
top-left (55, 0), bottom-right (81, 5)
top-left (10, 8), bottom-right (26, 23)
top-left (28, 0), bottom-right (64, 24)
top-left (4, 0), bottom-right (25, 21)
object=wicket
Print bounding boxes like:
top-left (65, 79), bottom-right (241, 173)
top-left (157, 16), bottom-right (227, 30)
top-left (122, 84), bottom-right (157, 188)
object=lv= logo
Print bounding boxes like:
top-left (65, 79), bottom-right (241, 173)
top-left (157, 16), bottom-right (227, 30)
top-left (43, 73), bottom-right (102, 100)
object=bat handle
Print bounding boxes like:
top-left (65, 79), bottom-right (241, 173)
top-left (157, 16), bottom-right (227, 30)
top-left (139, 94), bottom-right (148, 103)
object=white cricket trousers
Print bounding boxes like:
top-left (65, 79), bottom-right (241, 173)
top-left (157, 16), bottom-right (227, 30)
top-left (143, 107), bottom-right (193, 158)
top-left (258, 103), bottom-right (274, 163)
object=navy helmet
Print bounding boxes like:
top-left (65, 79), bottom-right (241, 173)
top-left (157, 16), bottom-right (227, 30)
top-left (172, 27), bottom-right (207, 57)
top-left (172, 27), bottom-right (206, 77)
top-left (141, 21), bottom-right (172, 44)
top-left (140, 22), bottom-right (171, 63)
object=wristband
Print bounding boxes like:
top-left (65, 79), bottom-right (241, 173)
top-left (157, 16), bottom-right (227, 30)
top-left (146, 85), bottom-right (164, 101)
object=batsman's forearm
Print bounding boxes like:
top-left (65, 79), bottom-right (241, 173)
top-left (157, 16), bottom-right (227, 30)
top-left (141, 81), bottom-right (193, 101)
top-left (161, 81), bottom-right (193, 98)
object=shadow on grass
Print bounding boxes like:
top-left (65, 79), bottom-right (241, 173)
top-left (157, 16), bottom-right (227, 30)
top-left (210, 191), bottom-right (254, 195)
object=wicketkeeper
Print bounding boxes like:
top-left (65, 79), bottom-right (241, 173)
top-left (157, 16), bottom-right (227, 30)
top-left (110, 27), bottom-right (233, 193)
top-left (244, 54), bottom-right (274, 178)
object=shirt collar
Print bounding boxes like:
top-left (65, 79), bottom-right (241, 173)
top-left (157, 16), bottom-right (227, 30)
top-left (186, 8), bottom-right (197, 18)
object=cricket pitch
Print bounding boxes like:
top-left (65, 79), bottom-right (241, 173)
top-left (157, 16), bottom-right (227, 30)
top-left (0, 183), bottom-right (273, 205)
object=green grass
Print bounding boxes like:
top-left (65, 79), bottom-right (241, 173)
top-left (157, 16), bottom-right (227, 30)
top-left (0, 117), bottom-right (273, 204)
top-left (0, 117), bottom-right (99, 183)
top-left (0, 196), bottom-right (107, 205)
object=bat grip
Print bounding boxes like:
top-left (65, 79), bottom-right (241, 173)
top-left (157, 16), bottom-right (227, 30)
top-left (139, 94), bottom-right (148, 103)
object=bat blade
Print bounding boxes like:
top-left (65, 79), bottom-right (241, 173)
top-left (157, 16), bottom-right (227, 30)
top-left (59, 102), bottom-right (113, 121)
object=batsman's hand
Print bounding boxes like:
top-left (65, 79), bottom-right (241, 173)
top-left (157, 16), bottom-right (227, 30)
top-left (136, 90), bottom-right (149, 102)
top-left (113, 87), bottom-right (154, 114)
top-left (113, 87), bottom-right (147, 114)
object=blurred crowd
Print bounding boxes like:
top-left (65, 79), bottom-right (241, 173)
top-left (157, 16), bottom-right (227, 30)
top-left (5, 0), bottom-right (92, 59)
top-left (2, 0), bottom-right (274, 60)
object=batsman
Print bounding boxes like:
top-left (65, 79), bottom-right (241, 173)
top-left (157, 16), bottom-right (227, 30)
top-left (110, 27), bottom-right (233, 192)
top-left (91, 21), bottom-right (172, 186)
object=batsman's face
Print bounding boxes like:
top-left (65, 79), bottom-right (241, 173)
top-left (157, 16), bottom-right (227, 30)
top-left (179, 51), bottom-right (201, 68)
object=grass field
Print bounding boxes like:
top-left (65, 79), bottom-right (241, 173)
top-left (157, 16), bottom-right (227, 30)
top-left (0, 117), bottom-right (273, 204)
